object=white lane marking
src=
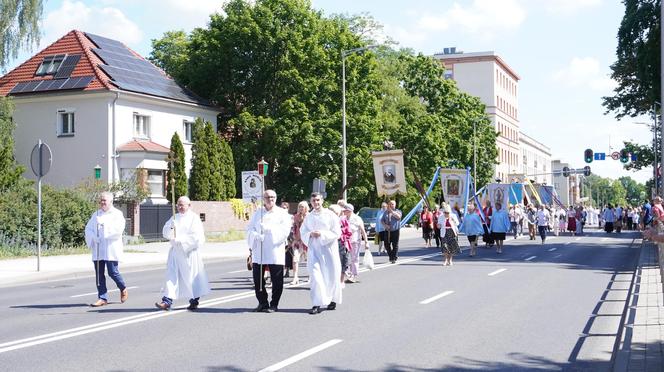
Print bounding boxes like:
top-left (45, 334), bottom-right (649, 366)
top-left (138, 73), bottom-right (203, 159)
top-left (488, 268), bottom-right (507, 276)
top-left (226, 269), bottom-right (248, 274)
top-left (70, 286), bottom-right (138, 298)
top-left (419, 290), bottom-right (455, 305)
top-left (575, 237), bottom-right (581, 241)
top-left (524, 256), bottom-right (537, 261)
top-left (1, 251), bottom-right (437, 354)
top-left (548, 236), bottom-right (557, 240)
top-left (553, 254), bottom-right (563, 259)
top-left (367, 252), bottom-right (440, 272)
top-left (564, 242), bottom-right (571, 245)
top-left (547, 248), bottom-right (557, 252)
top-left (258, 339), bottom-right (343, 372)
top-left (601, 237), bottom-right (609, 241)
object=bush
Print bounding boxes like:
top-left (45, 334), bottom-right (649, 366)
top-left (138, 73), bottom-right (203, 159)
top-left (0, 179), bottom-right (96, 250)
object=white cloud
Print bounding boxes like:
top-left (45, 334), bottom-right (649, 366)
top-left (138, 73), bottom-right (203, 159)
top-left (539, 0), bottom-right (602, 14)
top-left (552, 57), bottom-right (615, 92)
top-left (416, 0), bottom-right (526, 36)
top-left (42, 0), bottom-right (143, 47)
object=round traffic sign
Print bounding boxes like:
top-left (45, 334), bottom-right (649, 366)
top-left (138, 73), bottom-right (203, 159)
top-left (30, 141), bottom-right (52, 177)
top-left (611, 151), bottom-right (620, 160)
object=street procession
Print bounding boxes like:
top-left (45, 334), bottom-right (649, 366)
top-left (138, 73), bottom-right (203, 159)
top-left (1, 0), bottom-right (663, 370)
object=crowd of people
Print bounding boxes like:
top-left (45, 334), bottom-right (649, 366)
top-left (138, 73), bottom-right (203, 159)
top-left (83, 190), bottom-right (664, 315)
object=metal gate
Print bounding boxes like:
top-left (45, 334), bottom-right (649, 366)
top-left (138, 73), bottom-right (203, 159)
top-left (139, 204), bottom-right (172, 241)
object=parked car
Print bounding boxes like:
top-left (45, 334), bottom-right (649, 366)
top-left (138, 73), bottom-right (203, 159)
top-left (357, 207), bottom-right (380, 238)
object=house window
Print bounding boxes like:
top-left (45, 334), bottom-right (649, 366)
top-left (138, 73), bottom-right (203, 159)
top-left (57, 110), bottom-right (75, 136)
top-left (146, 170), bottom-right (164, 197)
top-left (183, 120), bottom-right (194, 142)
top-left (444, 70), bottom-right (453, 80)
top-left (36, 54), bottom-right (66, 76)
top-left (133, 114), bottom-right (150, 138)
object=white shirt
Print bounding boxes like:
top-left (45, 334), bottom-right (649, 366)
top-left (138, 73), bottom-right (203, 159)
top-left (247, 206), bottom-right (292, 264)
top-left (84, 206), bottom-right (126, 261)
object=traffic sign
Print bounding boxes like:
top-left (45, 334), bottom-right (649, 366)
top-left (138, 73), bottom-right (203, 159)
top-left (30, 140), bottom-right (52, 177)
top-left (611, 151), bottom-right (620, 160)
top-left (594, 152), bottom-right (606, 160)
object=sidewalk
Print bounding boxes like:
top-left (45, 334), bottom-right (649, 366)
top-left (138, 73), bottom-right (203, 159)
top-left (614, 240), bottom-right (664, 371)
top-left (0, 238), bottom-right (251, 288)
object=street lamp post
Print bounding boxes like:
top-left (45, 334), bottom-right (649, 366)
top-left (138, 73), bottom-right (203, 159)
top-left (342, 45), bottom-right (376, 200)
top-left (473, 119), bottom-right (477, 191)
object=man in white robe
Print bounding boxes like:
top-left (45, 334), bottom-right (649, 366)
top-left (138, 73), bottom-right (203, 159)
top-left (246, 189), bottom-right (292, 312)
top-left (301, 192), bottom-right (342, 314)
top-left (155, 196), bottom-right (210, 311)
top-left (85, 192), bottom-right (128, 307)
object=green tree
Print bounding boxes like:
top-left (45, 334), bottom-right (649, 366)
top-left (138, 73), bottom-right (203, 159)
top-left (188, 118), bottom-right (211, 200)
top-left (0, 97), bottom-right (23, 191)
top-left (219, 136), bottom-right (236, 199)
top-left (603, 0), bottom-right (660, 119)
top-left (205, 121), bottom-right (224, 200)
top-left (1, 0), bottom-right (43, 69)
top-left (148, 30), bottom-right (190, 86)
top-left (166, 132), bottom-right (187, 202)
top-left (618, 176), bottom-right (647, 205)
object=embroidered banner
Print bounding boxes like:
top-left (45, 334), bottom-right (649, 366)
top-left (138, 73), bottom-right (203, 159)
top-left (486, 183), bottom-right (510, 209)
top-left (372, 150), bottom-right (407, 196)
top-left (439, 168), bottom-right (467, 211)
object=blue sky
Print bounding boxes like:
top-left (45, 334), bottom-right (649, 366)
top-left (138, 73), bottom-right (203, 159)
top-left (7, 0), bottom-right (653, 183)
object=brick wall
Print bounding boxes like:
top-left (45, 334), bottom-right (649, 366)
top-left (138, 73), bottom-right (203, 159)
top-left (190, 201), bottom-right (250, 232)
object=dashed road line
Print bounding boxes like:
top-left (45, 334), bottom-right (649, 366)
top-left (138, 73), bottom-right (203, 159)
top-left (258, 339), bottom-right (343, 372)
top-left (488, 268), bottom-right (507, 276)
top-left (547, 248), bottom-right (557, 252)
top-left (419, 290), bottom-right (455, 305)
top-left (524, 256), bottom-right (537, 261)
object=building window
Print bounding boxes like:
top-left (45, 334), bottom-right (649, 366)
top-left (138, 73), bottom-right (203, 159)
top-left (36, 54), bottom-right (66, 76)
top-left (133, 114), bottom-right (150, 138)
top-left (146, 170), bottom-right (164, 197)
top-left (183, 120), bottom-right (194, 142)
top-left (57, 110), bottom-right (75, 136)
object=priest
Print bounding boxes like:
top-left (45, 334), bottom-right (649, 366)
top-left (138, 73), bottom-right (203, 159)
top-left (155, 196), bottom-right (210, 311)
top-left (301, 192), bottom-right (342, 314)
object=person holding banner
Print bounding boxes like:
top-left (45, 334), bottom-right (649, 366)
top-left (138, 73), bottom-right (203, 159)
top-left (461, 203), bottom-right (484, 257)
top-left (536, 205), bottom-right (551, 244)
top-left (525, 205), bottom-right (537, 240)
top-left (375, 202), bottom-right (388, 255)
top-left (489, 202), bottom-right (511, 254)
top-left (246, 190), bottom-right (292, 313)
top-left (381, 200), bottom-right (402, 263)
top-left (432, 205), bottom-right (443, 249)
top-left (482, 202), bottom-right (494, 248)
top-left (420, 206), bottom-right (434, 248)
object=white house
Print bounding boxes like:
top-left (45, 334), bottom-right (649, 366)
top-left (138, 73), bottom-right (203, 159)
top-left (0, 30), bottom-right (219, 204)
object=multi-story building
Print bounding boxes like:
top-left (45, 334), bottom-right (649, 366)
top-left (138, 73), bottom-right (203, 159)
top-left (433, 48), bottom-right (521, 182)
top-left (552, 160), bottom-right (580, 206)
top-left (520, 132), bottom-right (552, 185)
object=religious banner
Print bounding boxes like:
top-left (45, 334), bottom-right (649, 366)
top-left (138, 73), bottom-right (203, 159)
top-left (439, 169), bottom-right (467, 211)
top-left (509, 183), bottom-right (524, 205)
top-left (241, 170), bottom-right (263, 202)
top-left (524, 181), bottom-right (543, 206)
top-left (538, 185), bottom-right (555, 205)
top-left (372, 150), bottom-right (407, 196)
top-left (486, 183), bottom-right (510, 209)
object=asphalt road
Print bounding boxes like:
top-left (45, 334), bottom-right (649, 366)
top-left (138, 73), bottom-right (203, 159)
top-left (0, 228), bottom-right (641, 371)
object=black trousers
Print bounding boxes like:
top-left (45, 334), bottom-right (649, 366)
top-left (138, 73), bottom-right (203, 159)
top-left (384, 230), bottom-right (400, 261)
top-left (252, 263), bottom-right (284, 307)
top-left (433, 228), bottom-right (441, 247)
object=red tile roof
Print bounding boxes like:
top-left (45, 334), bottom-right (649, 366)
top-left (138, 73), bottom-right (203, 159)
top-left (0, 30), bottom-right (114, 96)
top-left (117, 140), bottom-right (171, 153)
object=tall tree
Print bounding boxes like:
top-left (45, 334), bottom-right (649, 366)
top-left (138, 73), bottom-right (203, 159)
top-left (206, 121), bottom-right (224, 200)
top-left (0, 0), bottom-right (43, 69)
top-left (219, 136), bottom-right (236, 199)
top-left (0, 97), bottom-right (23, 191)
top-left (166, 132), bottom-right (187, 203)
top-left (603, 0), bottom-right (661, 119)
top-left (148, 30), bottom-right (190, 85)
top-left (188, 118), bottom-right (211, 200)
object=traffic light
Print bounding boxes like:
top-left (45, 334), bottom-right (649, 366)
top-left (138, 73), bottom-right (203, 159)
top-left (620, 149), bottom-right (629, 163)
top-left (584, 148), bottom-right (593, 163)
top-left (562, 166), bottom-right (570, 177)
top-left (583, 165), bottom-right (591, 177)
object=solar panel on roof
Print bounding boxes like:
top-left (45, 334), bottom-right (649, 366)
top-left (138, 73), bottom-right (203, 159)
top-left (8, 76), bottom-right (94, 95)
top-left (54, 54), bottom-right (81, 79)
top-left (86, 33), bottom-right (207, 105)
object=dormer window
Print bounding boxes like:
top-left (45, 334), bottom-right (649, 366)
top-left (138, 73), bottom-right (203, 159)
top-left (36, 54), bottom-right (66, 76)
